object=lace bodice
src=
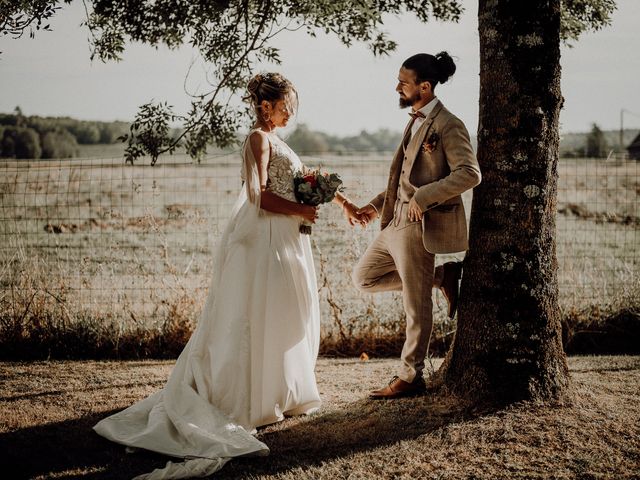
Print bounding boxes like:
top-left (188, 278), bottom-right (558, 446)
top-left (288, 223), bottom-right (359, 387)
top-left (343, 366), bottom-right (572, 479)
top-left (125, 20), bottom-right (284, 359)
top-left (265, 134), bottom-right (303, 202)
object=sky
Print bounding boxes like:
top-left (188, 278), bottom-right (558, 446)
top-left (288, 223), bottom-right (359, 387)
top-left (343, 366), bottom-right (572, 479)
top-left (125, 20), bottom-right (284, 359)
top-left (1, 0), bottom-right (639, 137)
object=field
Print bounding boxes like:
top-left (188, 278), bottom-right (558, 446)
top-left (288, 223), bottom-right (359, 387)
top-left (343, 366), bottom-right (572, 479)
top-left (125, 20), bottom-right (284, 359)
top-left (0, 154), bottom-right (638, 358)
top-left (0, 355), bottom-right (638, 479)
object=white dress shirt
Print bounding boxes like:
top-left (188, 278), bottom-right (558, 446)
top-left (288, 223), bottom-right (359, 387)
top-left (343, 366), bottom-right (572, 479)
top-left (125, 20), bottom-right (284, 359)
top-left (410, 96), bottom-right (438, 139)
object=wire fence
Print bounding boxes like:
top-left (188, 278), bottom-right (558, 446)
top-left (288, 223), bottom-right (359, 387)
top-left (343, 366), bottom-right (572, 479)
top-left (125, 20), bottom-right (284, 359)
top-left (1, 151), bottom-right (638, 350)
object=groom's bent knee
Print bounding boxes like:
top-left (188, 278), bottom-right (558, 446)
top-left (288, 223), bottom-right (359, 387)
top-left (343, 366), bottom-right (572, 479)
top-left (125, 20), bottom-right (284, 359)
top-left (351, 265), bottom-right (371, 292)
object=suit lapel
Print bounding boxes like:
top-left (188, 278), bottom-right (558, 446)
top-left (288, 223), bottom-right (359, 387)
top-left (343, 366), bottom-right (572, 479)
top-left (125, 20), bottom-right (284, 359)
top-left (404, 101), bottom-right (444, 171)
top-left (401, 117), bottom-right (414, 150)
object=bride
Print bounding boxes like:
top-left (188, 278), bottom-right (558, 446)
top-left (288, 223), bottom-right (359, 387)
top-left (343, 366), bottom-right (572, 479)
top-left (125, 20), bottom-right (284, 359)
top-left (94, 72), bottom-right (363, 479)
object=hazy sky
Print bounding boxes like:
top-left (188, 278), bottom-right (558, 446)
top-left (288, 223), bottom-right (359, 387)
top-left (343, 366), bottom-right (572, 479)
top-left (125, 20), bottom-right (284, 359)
top-left (1, 0), bottom-right (639, 136)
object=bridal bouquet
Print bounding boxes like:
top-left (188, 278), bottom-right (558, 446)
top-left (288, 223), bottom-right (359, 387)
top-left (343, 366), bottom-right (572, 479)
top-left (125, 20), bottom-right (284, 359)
top-left (294, 169), bottom-right (344, 234)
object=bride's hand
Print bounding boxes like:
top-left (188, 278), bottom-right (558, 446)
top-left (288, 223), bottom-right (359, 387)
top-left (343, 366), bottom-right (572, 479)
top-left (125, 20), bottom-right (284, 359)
top-left (356, 204), bottom-right (378, 223)
top-left (299, 204), bottom-right (319, 223)
top-left (343, 202), bottom-right (367, 227)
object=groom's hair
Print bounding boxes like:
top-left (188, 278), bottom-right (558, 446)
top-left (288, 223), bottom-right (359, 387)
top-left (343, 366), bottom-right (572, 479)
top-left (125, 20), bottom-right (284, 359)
top-left (402, 52), bottom-right (456, 88)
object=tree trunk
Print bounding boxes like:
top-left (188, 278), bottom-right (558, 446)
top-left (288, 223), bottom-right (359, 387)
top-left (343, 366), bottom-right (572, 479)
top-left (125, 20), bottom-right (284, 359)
top-left (435, 0), bottom-right (570, 404)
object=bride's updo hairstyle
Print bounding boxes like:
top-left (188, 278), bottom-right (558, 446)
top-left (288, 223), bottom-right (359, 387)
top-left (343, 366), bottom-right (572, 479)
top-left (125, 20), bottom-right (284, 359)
top-left (243, 72), bottom-right (298, 122)
top-left (402, 51), bottom-right (456, 89)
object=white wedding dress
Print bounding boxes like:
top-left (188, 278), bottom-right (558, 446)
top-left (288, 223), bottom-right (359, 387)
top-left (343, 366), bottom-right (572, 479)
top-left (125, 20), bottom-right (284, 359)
top-left (94, 130), bottom-right (321, 479)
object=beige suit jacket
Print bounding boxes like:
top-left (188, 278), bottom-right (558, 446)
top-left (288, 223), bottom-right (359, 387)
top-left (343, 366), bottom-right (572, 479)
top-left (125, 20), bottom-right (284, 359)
top-left (369, 100), bottom-right (481, 253)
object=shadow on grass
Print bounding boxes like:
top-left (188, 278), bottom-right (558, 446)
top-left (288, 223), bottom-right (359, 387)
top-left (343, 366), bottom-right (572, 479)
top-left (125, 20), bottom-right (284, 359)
top-left (0, 393), bottom-right (476, 479)
top-left (0, 409), bottom-right (170, 480)
top-left (220, 396), bottom-right (475, 479)
top-left (224, 393), bottom-right (472, 478)
top-left (0, 380), bottom-right (166, 402)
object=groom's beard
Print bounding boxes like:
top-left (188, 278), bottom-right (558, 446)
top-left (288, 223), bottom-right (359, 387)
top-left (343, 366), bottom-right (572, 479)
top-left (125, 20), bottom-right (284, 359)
top-left (398, 91), bottom-right (421, 109)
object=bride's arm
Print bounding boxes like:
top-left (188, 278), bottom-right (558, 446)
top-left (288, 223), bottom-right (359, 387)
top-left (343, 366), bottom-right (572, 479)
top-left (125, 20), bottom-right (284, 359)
top-left (249, 131), bottom-right (317, 223)
top-left (333, 192), bottom-right (366, 227)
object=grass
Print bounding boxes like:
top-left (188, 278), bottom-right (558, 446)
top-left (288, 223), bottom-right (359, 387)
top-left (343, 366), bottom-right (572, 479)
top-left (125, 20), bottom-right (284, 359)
top-left (0, 156), bottom-right (638, 359)
top-left (0, 355), bottom-right (638, 479)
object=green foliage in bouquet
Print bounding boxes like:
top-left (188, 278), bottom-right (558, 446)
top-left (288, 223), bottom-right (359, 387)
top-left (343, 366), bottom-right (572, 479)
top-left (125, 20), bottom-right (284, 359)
top-left (294, 170), bottom-right (343, 234)
top-left (294, 171), bottom-right (344, 206)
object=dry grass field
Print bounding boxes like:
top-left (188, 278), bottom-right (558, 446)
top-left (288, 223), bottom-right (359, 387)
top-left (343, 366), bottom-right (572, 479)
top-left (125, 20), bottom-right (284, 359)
top-left (0, 355), bottom-right (638, 479)
top-left (0, 154), bottom-right (638, 358)
top-left (0, 154), bottom-right (638, 479)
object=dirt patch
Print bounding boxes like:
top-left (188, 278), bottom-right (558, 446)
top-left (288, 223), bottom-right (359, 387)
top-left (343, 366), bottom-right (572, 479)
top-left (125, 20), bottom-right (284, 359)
top-left (558, 202), bottom-right (640, 226)
top-left (0, 356), bottom-right (638, 479)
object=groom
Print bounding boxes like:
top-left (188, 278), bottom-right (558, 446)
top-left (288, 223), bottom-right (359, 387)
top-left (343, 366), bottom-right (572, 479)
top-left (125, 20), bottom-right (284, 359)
top-left (353, 52), bottom-right (481, 399)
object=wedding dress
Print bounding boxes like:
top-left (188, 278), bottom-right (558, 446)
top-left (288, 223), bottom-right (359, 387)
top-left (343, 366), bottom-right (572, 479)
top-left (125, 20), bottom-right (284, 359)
top-left (94, 130), bottom-right (321, 479)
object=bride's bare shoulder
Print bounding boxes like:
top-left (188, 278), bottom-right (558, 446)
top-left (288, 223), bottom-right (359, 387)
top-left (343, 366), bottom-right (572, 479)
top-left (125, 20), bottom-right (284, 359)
top-left (248, 130), bottom-right (269, 150)
top-left (248, 130), bottom-right (270, 159)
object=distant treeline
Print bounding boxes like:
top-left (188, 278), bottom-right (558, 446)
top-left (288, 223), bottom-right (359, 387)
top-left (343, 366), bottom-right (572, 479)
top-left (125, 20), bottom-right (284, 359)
top-left (2, 109), bottom-right (636, 160)
top-left (287, 124), bottom-right (640, 157)
top-left (286, 124), bottom-right (403, 155)
top-left (560, 127), bottom-right (639, 158)
top-left (0, 108), bottom-right (128, 159)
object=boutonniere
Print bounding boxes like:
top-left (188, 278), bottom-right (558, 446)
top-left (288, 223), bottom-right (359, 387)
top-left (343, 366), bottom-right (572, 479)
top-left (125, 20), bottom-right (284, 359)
top-left (422, 131), bottom-right (440, 153)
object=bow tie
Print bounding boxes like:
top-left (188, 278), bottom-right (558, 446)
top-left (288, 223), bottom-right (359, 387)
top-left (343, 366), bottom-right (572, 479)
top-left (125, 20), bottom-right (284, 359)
top-left (408, 111), bottom-right (426, 120)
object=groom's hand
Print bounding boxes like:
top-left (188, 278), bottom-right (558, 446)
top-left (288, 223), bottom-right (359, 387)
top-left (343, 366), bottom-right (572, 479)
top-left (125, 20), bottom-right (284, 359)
top-left (407, 197), bottom-right (424, 222)
top-left (343, 202), bottom-right (367, 227)
top-left (355, 204), bottom-right (378, 225)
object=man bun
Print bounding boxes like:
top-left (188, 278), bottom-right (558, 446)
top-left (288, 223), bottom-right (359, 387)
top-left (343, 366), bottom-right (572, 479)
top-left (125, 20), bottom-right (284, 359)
top-left (434, 51), bottom-right (456, 84)
top-left (402, 51), bottom-right (457, 88)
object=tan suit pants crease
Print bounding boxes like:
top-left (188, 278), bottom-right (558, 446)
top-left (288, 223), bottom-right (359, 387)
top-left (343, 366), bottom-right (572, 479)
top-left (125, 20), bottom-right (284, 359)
top-left (353, 202), bottom-right (443, 383)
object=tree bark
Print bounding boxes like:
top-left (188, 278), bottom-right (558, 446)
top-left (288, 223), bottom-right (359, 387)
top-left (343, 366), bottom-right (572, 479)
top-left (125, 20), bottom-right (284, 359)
top-left (435, 0), bottom-right (570, 404)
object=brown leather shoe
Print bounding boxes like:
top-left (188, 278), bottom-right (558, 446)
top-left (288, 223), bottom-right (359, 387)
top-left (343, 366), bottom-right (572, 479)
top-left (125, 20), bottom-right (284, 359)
top-left (440, 261), bottom-right (463, 319)
top-left (369, 375), bottom-right (426, 399)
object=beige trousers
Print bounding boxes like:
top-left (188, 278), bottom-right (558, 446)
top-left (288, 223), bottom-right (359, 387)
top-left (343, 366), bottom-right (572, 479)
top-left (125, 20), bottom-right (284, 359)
top-left (352, 203), bottom-right (444, 382)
